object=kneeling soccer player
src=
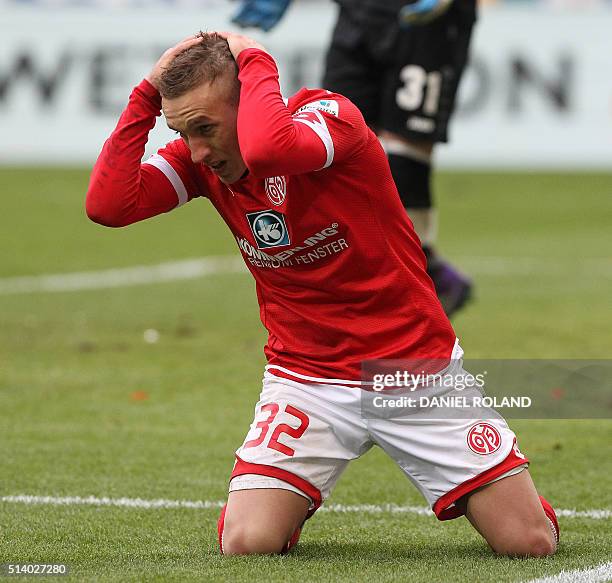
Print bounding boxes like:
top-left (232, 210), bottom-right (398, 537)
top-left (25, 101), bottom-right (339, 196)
top-left (86, 32), bottom-right (559, 557)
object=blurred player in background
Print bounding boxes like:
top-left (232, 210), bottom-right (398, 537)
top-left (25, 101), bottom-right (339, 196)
top-left (86, 32), bottom-right (558, 558)
top-left (233, 0), bottom-right (476, 317)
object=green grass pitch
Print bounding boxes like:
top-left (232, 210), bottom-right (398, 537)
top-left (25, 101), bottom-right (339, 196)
top-left (1, 168), bottom-right (611, 582)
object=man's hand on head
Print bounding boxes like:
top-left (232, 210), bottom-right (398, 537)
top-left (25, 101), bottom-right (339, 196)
top-left (147, 34), bottom-right (204, 91)
top-left (216, 31), bottom-right (267, 60)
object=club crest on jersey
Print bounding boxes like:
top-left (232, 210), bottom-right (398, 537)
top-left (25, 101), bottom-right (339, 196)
top-left (264, 176), bottom-right (287, 206)
top-left (467, 422), bottom-right (502, 455)
top-left (246, 210), bottom-right (291, 249)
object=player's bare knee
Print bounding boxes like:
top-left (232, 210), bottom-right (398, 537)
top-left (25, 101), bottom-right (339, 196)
top-left (492, 527), bottom-right (556, 558)
top-left (222, 521), bottom-right (288, 555)
top-left (530, 526), bottom-right (557, 557)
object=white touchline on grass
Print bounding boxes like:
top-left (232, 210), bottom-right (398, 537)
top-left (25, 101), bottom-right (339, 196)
top-left (0, 495), bottom-right (225, 510)
top-left (522, 561), bottom-right (612, 583)
top-left (0, 256), bottom-right (247, 295)
top-left (457, 256), bottom-right (612, 277)
top-left (1, 495), bottom-right (610, 520)
top-left (2, 497), bottom-right (609, 582)
top-left (1, 255), bottom-right (611, 295)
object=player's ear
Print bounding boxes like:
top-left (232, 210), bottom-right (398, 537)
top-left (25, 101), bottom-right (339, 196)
top-left (230, 76), bottom-right (241, 106)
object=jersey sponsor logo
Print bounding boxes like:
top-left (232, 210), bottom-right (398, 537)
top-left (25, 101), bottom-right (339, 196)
top-left (264, 176), bottom-right (286, 206)
top-left (296, 99), bottom-right (339, 117)
top-left (236, 222), bottom-right (347, 269)
top-left (246, 210), bottom-right (291, 249)
top-left (467, 422), bottom-right (502, 455)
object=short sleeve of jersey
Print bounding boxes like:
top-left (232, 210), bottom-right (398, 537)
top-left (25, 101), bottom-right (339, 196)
top-left (142, 138), bottom-right (205, 204)
top-left (290, 93), bottom-right (369, 170)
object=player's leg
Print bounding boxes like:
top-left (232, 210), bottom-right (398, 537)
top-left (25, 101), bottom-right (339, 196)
top-left (378, 1), bottom-right (477, 317)
top-left (368, 356), bottom-right (559, 557)
top-left (379, 130), bottom-right (436, 249)
top-left (463, 469), bottom-right (558, 556)
top-left (380, 130), bottom-right (472, 317)
top-left (373, 418), bottom-right (559, 557)
top-left (220, 488), bottom-right (309, 555)
top-left (218, 374), bottom-right (371, 555)
top-left (322, 5), bottom-right (385, 128)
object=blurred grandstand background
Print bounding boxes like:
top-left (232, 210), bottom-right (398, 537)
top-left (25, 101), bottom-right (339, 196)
top-left (1, 0), bottom-right (611, 168)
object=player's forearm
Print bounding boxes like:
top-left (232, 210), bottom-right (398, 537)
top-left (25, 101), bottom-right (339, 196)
top-left (236, 49), bottom-right (326, 177)
top-left (86, 80), bottom-right (171, 227)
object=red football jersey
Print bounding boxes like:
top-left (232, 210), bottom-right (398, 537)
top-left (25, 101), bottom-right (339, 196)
top-left (86, 48), bottom-right (456, 385)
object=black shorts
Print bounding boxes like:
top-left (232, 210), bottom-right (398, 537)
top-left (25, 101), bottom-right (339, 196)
top-left (323, 0), bottom-right (477, 143)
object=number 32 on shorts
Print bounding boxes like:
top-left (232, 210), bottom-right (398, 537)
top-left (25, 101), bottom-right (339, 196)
top-left (243, 403), bottom-right (309, 457)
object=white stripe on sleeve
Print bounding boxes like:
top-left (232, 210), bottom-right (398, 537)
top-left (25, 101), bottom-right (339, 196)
top-left (294, 110), bottom-right (335, 169)
top-left (143, 154), bottom-right (189, 206)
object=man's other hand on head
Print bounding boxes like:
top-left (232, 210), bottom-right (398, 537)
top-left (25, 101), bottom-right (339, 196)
top-left (216, 31), bottom-right (267, 60)
top-left (147, 34), bottom-right (204, 91)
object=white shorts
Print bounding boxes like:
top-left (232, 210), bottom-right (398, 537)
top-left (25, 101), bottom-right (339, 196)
top-left (230, 366), bottom-right (528, 521)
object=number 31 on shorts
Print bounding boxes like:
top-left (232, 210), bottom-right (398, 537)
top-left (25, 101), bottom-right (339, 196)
top-left (396, 65), bottom-right (442, 115)
top-left (243, 402), bottom-right (309, 457)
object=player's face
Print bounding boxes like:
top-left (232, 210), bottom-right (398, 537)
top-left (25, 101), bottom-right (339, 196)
top-left (162, 72), bottom-right (246, 184)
